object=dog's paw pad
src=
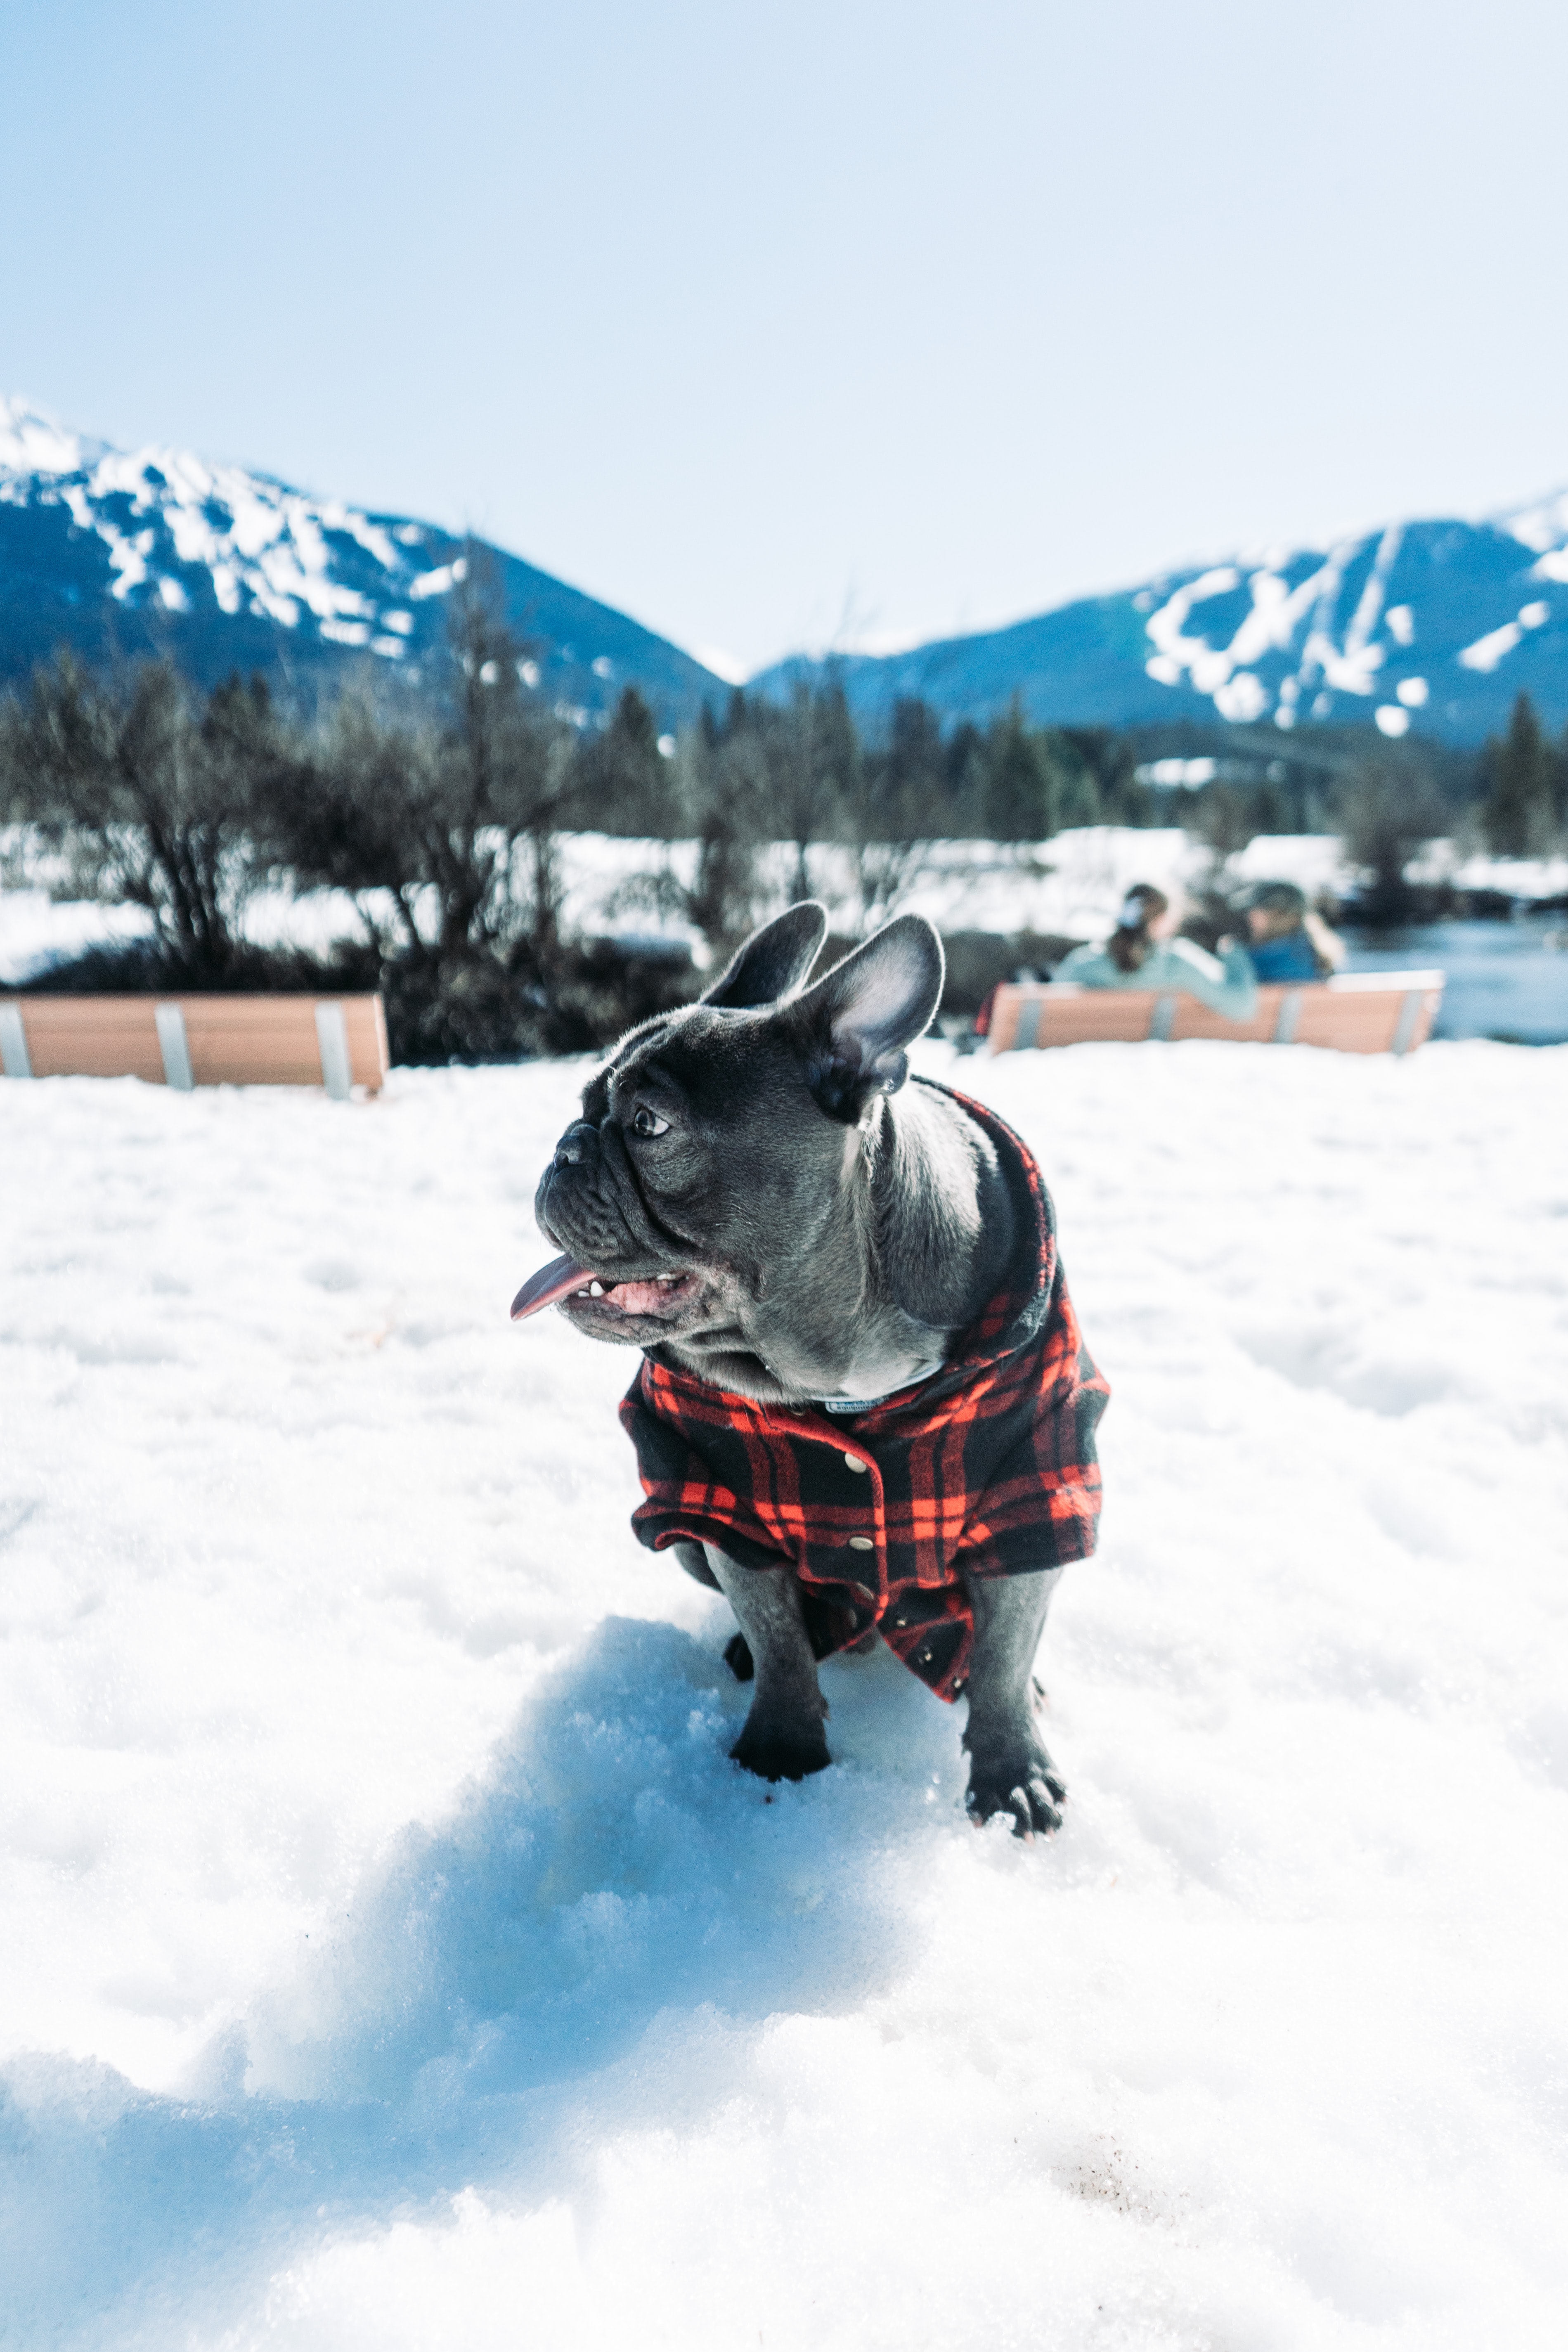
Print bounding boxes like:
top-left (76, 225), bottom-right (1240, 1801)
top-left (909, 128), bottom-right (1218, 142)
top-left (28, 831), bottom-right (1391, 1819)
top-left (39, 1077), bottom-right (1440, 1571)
top-left (729, 1722), bottom-right (831, 1782)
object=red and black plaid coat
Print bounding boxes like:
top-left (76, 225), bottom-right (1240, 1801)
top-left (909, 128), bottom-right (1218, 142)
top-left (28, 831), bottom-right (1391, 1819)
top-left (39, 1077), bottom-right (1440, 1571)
top-left (619, 1084), bottom-right (1109, 1702)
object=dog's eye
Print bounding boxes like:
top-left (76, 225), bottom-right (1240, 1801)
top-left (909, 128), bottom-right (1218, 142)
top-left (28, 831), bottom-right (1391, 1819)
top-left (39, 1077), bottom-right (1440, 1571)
top-left (630, 1106), bottom-right (670, 1138)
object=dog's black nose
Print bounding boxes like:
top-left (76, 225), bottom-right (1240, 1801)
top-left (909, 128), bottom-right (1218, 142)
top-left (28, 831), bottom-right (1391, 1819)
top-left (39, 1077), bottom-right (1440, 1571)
top-left (553, 1122), bottom-right (594, 1168)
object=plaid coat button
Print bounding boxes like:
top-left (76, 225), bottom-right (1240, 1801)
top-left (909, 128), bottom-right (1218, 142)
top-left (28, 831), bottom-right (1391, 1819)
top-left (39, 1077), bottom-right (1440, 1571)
top-left (844, 1454), bottom-right (868, 1472)
top-left (847, 1535), bottom-right (875, 1551)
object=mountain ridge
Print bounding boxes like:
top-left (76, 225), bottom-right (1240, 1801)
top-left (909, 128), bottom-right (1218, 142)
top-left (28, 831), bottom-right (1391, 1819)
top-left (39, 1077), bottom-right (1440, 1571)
top-left (0, 399), bottom-right (724, 726)
top-left (752, 496), bottom-right (1568, 745)
top-left (9, 398), bottom-right (1567, 747)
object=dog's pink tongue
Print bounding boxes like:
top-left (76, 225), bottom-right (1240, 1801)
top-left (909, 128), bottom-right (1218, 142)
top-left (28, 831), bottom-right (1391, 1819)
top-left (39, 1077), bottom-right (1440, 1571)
top-left (510, 1253), bottom-right (591, 1321)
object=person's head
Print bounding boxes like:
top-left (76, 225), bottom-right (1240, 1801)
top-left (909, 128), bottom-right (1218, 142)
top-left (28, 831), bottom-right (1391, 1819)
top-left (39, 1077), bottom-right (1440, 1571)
top-left (1245, 880), bottom-right (1308, 944)
top-left (1107, 882), bottom-right (1177, 972)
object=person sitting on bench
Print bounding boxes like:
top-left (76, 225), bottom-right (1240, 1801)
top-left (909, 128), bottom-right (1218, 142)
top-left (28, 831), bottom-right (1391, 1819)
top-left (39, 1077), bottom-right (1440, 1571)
top-left (1055, 884), bottom-right (1258, 1019)
top-left (1241, 881), bottom-right (1346, 982)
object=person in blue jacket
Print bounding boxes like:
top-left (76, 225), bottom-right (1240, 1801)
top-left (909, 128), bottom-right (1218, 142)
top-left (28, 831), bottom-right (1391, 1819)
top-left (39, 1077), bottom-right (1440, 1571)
top-left (1054, 884), bottom-right (1258, 1018)
top-left (1242, 882), bottom-right (1346, 982)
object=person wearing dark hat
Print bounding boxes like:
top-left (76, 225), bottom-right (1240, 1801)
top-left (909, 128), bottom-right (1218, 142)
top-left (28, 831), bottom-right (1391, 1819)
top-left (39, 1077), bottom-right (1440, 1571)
top-left (1242, 881), bottom-right (1346, 983)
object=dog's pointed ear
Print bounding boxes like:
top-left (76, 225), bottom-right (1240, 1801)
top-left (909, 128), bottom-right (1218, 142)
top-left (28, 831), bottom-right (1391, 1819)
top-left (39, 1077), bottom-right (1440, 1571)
top-left (700, 901), bottom-right (828, 1008)
top-left (783, 914), bottom-right (945, 1121)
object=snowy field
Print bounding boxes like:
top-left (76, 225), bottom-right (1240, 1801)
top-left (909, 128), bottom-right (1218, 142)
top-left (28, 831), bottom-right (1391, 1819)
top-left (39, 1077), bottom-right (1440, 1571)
top-left (2, 1039), bottom-right (1566, 2349)
top-left (6, 826), bottom-right (1566, 988)
top-left (0, 827), bottom-right (1220, 984)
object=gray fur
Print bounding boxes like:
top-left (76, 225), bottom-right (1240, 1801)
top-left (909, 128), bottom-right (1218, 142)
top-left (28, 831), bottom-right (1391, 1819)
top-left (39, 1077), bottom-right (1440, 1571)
top-left (531, 900), bottom-right (1067, 1834)
top-left (701, 901), bottom-right (827, 1010)
top-left (702, 1543), bottom-right (830, 1783)
top-left (960, 1566), bottom-right (1067, 1835)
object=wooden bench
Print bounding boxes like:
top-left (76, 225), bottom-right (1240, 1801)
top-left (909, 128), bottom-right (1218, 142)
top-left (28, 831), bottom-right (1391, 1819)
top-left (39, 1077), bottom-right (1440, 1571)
top-left (985, 971), bottom-right (1445, 1056)
top-left (0, 994), bottom-right (390, 1096)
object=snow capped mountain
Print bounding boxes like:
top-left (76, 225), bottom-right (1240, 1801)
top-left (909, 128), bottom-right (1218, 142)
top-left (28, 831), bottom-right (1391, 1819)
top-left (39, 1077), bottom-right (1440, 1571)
top-left (0, 399), bottom-right (722, 723)
top-left (13, 395), bottom-right (1563, 745)
top-left (755, 499), bottom-right (1568, 744)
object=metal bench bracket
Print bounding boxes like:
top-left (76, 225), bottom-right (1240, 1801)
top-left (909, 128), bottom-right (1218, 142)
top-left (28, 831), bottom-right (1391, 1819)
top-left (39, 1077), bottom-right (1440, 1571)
top-left (315, 1001), bottom-right (353, 1100)
top-left (1273, 990), bottom-right (1302, 1044)
top-left (154, 1003), bottom-right (194, 1091)
top-left (0, 1004), bottom-right (33, 1078)
top-left (1391, 989), bottom-right (1424, 1056)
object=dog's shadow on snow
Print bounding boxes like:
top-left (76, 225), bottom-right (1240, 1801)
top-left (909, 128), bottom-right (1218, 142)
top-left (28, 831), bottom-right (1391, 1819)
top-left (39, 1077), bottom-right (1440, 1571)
top-left (2, 1616), bottom-right (963, 2344)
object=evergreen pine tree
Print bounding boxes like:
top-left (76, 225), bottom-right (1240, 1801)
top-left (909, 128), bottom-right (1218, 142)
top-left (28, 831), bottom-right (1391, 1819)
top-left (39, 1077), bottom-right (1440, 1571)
top-left (942, 720), bottom-right (986, 833)
top-left (1051, 737), bottom-right (1102, 830)
top-left (1480, 693), bottom-right (1550, 856)
top-left (578, 685), bottom-right (665, 829)
top-left (981, 704), bottom-right (1055, 839)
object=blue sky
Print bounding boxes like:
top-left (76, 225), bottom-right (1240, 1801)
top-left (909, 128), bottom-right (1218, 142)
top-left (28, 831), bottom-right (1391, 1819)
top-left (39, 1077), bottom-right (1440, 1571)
top-left (4, 0), bottom-right (1567, 676)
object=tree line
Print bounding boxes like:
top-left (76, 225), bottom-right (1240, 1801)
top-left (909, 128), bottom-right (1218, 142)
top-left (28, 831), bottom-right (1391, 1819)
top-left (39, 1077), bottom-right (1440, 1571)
top-left (1, 554), bottom-right (1563, 1057)
top-left (1474, 693), bottom-right (1568, 858)
top-left (0, 561), bottom-right (1148, 1056)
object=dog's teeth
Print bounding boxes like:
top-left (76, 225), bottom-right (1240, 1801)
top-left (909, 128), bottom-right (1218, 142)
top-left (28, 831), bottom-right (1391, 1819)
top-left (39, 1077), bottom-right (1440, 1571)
top-left (589, 1281), bottom-right (604, 1297)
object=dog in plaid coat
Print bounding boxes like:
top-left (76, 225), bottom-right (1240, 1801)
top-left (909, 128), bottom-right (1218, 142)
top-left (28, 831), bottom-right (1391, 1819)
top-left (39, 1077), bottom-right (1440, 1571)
top-left (513, 902), bottom-right (1107, 1835)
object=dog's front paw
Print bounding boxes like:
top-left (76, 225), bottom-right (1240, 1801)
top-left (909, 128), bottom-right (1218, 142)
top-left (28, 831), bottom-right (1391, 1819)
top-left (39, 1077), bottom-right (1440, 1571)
top-left (964, 1740), bottom-right (1066, 1839)
top-left (730, 1711), bottom-right (831, 1783)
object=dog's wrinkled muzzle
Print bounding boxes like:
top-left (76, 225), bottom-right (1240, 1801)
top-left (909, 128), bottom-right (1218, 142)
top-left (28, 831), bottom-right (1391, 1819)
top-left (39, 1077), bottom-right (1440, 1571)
top-left (516, 1115), bottom-right (683, 1324)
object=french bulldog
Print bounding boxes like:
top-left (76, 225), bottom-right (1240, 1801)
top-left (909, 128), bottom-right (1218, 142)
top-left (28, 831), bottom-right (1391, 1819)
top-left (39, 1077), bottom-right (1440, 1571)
top-left (511, 902), bottom-right (1105, 1836)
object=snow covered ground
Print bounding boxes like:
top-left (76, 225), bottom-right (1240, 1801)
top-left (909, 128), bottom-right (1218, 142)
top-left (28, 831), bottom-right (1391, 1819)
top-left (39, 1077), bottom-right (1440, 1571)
top-left (5, 827), bottom-right (1563, 991)
top-left (0, 828), bottom-right (1201, 984)
top-left (2, 1039), bottom-right (1565, 2349)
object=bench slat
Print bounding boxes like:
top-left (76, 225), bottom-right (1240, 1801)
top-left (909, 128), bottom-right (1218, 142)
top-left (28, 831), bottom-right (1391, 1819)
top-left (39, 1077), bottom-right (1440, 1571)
top-left (1035, 993), bottom-right (1155, 1046)
top-left (1168, 993), bottom-right (1279, 1043)
top-left (0, 994), bottom-right (390, 1092)
top-left (988, 974), bottom-right (1444, 1056)
top-left (12, 998), bottom-right (167, 1082)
